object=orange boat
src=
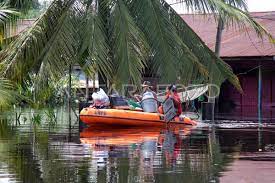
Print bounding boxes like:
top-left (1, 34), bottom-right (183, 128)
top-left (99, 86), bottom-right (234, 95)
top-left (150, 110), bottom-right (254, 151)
top-left (80, 108), bottom-right (197, 127)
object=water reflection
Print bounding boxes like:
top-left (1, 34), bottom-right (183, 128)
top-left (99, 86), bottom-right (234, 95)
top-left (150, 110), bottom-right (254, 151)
top-left (79, 125), bottom-right (229, 183)
top-left (0, 109), bottom-right (275, 183)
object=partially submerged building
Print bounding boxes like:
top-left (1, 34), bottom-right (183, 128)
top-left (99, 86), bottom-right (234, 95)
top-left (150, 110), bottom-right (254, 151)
top-left (182, 11), bottom-right (275, 120)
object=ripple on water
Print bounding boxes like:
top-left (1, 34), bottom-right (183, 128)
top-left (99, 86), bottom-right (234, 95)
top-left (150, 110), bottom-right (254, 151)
top-left (1, 111), bottom-right (275, 182)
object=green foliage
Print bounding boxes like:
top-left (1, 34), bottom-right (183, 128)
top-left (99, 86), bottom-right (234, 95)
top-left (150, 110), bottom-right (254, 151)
top-left (0, 0), bottom-right (55, 46)
top-left (0, 0), bottom-right (272, 96)
top-left (2, 0), bottom-right (39, 12)
top-left (78, 1), bottom-right (112, 80)
top-left (16, 74), bottom-right (71, 108)
top-left (20, 0), bottom-right (52, 19)
top-left (0, 3), bottom-right (19, 43)
top-left (128, 0), bottom-right (208, 83)
top-left (0, 78), bottom-right (19, 110)
top-left (110, 0), bottom-right (149, 85)
top-left (178, 0), bottom-right (273, 41)
top-left (45, 108), bottom-right (57, 125)
top-left (31, 113), bottom-right (42, 124)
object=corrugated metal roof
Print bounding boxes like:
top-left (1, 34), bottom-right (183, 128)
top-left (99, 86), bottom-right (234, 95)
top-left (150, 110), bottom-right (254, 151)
top-left (181, 12), bottom-right (275, 57)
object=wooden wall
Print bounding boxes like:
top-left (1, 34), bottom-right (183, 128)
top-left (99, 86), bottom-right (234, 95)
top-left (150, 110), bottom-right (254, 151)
top-left (218, 58), bottom-right (275, 120)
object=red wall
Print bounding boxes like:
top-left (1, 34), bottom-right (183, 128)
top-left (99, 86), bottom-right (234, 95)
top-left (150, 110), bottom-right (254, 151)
top-left (240, 75), bottom-right (258, 106)
top-left (219, 60), bottom-right (275, 120)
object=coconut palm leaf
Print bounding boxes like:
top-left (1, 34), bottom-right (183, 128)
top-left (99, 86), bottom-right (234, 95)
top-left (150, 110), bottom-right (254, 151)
top-left (181, 0), bottom-right (248, 13)
top-left (0, 3), bottom-right (19, 44)
top-left (0, 78), bottom-right (18, 108)
top-left (180, 0), bottom-right (273, 40)
top-left (0, 0), bottom-right (39, 42)
top-left (78, 0), bottom-right (112, 80)
top-left (161, 0), bottom-right (242, 91)
top-left (0, 3), bottom-right (18, 23)
top-left (110, 0), bottom-right (149, 86)
top-left (3, 0), bottom-right (39, 12)
top-left (127, 0), bottom-right (208, 84)
top-left (0, 0), bottom-right (80, 81)
top-left (0, 0), bottom-right (272, 94)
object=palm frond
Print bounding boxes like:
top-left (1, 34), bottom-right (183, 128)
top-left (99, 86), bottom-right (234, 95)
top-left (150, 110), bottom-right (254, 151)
top-left (6, 0), bottom-right (39, 12)
top-left (127, 0), bottom-right (208, 84)
top-left (0, 0), bottom-right (80, 82)
top-left (0, 78), bottom-right (18, 109)
top-left (180, 0), bottom-right (247, 13)
top-left (0, 0), bottom-right (257, 94)
top-left (0, 3), bottom-right (19, 44)
top-left (162, 0), bottom-right (242, 92)
top-left (110, 0), bottom-right (149, 85)
top-left (0, 3), bottom-right (18, 23)
top-left (179, 0), bottom-right (273, 41)
top-left (78, 0), bottom-right (112, 80)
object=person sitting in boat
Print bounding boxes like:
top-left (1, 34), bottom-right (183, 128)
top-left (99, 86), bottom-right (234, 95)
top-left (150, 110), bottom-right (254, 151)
top-left (158, 85), bottom-right (182, 116)
top-left (134, 81), bottom-right (158, 113)
top-left (91, 88), bottom-right (110, 109)
top-left (134, 81), bottom-right (157, 102)
top-left (167, 84), bottom-right (182, 116)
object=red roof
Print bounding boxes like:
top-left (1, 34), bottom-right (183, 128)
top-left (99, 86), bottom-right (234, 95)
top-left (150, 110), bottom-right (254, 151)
top-left (181, 12), bottom-right (275, 57)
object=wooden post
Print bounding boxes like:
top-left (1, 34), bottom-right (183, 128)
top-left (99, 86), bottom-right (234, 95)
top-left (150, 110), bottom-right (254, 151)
top-left (258, 64), bottom-right (262, 122)
top-left (85, 75), bottom-right (89, 103)
top-left (257, 65), bottom-right (263, 151)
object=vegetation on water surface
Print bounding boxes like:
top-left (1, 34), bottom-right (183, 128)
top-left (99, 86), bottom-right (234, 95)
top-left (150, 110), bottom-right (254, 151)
top-left (0, 0), bottom-right (272, 109)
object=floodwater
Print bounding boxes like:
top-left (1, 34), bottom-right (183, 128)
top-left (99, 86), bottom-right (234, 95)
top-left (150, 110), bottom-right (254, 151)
top-left (0, 108), bottom-right (275, 183)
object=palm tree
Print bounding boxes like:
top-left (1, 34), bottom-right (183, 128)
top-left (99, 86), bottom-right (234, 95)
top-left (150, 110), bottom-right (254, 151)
top-left (0, 1), bottom-right (39, 108)
top-left (0, 3), bottom-right (19, 109)
top-left (0, 0), bottom-right (272, 93)
top-left (0, 78), bottom-right (19, 109)
top-left (0, 0), bottom-right (39, 12)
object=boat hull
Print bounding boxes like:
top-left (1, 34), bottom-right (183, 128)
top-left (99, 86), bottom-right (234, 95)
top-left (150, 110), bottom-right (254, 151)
top-left (80, 108), bottom-right (196, 127)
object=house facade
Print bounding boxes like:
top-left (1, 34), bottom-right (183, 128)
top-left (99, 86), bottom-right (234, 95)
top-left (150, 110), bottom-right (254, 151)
top-left (182, 12), bottom-right (275, 120)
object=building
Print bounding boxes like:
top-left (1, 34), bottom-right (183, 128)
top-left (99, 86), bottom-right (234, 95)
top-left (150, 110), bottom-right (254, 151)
top-left (181, 12), bottom-right (275, 120)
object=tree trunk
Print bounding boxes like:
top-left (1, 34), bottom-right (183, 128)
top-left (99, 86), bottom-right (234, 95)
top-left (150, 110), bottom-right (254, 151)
top-left (215, 18), bottom-right (224, 57)
top-left (208, 17), bottom-right (224, 121)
